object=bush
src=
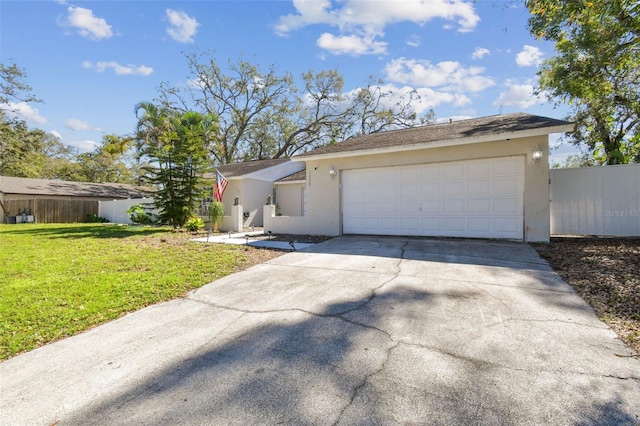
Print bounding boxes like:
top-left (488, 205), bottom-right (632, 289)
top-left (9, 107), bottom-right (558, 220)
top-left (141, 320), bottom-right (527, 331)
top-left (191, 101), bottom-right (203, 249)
top-left (208, 201), bottom-right (224, 231)
top-left (184, 216), bottom-right (204, 232)
top-left (127, 204), bottom-right (153, 224)
top-left (85, 214), bottom-right (109, 223)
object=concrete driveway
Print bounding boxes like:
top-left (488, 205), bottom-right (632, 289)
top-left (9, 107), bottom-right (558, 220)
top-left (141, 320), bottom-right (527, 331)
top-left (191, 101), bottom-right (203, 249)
top-left (1, 236), bottom-right (639, 425)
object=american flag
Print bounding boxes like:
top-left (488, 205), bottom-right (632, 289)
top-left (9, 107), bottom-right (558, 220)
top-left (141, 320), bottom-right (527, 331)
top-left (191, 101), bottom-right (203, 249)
top-left (214, 170), bottom-right (228, 202)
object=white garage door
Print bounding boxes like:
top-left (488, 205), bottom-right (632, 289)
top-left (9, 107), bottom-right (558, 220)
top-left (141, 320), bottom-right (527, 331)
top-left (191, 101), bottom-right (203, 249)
top-left (342, 156), bottom-right (524, 239)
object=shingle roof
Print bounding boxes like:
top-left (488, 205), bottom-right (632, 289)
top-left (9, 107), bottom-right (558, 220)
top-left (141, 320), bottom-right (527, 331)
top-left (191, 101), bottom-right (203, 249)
top-left (206, 158), bottom-right (291, 178)
top-left (0, 176), bottom-right (154, 198)
top-left (295, 113), bottom-right (573, 159)
top-left (275, 169), bottom-right (306, 183)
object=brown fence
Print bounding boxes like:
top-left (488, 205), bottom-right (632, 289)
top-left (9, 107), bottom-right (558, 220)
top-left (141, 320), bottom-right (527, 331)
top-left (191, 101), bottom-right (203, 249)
top-left (3, 199), bottom-right (99, 224)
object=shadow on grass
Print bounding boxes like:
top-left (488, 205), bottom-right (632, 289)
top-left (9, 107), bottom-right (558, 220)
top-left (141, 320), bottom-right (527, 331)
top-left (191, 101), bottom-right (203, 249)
top-left (0, 223), bottom-right (171, 239)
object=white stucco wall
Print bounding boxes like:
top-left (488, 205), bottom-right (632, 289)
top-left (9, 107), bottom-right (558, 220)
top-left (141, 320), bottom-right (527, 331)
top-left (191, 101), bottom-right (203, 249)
top-left (266, 135), bottom-right (551, 241)
top-left (220, 178), bottom-right (274, 227)
top-left (275, 182), bottom-right (305, 216)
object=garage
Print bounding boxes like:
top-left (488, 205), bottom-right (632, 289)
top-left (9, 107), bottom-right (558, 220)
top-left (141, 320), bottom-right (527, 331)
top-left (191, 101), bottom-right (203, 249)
top-left (342, 156), bottom-right (524, 239)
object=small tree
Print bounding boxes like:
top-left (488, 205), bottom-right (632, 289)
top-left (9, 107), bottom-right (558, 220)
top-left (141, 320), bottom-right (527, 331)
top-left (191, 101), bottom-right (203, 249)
top-left (136, 102), bottom-right (218, 228)
top-left (208, 201), bottom-right (224, 232)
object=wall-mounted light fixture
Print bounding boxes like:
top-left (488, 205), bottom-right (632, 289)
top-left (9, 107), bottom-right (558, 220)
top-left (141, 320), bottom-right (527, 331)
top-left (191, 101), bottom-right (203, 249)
top-left (532, 146), bottom-right (543, 163)
top-left (329, 166), bottom-right (337, 179)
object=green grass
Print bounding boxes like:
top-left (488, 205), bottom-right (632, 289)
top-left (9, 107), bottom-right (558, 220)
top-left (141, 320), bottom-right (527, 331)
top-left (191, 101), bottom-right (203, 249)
top-left (0, 224), bottom-right (253, 360)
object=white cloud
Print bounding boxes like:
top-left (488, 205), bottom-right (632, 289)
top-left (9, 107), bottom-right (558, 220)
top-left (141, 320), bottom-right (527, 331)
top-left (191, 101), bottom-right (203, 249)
top-left (166, 9), bottom-right (199, 43)
top-left (276, 0), bottom-right (479, 35)
top-left (50, 130), bottom-right (62, 139)
top-left (472, 47), bottom-right (490, 60)
top-left (406, 35), bottom-right (421, 47)
top-left (384, 57), bottom-right (495, 93)
top-left (516, 45), bottom-right (543, 67)
top-left (492, 79), bottom-right (546, 109)
top-left (275, 0), bottom-right (479, 56)
top-left (59, 6), bottom-right (113, 40)
top-left (0, 102), bottom-right (48, 125)
top-left (68, 140), bottom-right (99, 153)
top-left (65, 118), bottom-right (94, 131)
top-left (82, 61), bottom-right (153, 76)
top-left (317, 33), bottom-right (387, 56)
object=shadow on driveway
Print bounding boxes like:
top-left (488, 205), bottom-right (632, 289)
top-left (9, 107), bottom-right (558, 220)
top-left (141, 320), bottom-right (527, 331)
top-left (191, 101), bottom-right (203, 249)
top-left (2, 236), bottom-right (639, 425)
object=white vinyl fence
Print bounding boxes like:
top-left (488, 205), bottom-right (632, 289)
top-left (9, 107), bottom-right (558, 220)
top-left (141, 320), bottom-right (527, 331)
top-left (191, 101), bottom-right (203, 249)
top-left (98, 198), bottom-right (157, 224)
top-left (550, 164), bottom-right (640, 236)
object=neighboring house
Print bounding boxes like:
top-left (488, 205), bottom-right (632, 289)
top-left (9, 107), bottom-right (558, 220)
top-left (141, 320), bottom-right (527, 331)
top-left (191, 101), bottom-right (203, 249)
top-left (0, 176), bottom-right (154, 224)
top-left (206, 158), bottom-right (305, 227)
top-left (264, 113), bottom-right (574, 242)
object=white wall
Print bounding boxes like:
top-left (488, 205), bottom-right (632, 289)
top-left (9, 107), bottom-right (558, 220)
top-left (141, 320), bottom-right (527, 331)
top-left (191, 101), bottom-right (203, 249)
top-left (98, 198), bottom-right (157, 224)
top-left (550, 164), bottom-right (640, 236)
top-left (275, 182), bottom-right (305, 216)
top-left (221, 178), bottom-right (273, 227)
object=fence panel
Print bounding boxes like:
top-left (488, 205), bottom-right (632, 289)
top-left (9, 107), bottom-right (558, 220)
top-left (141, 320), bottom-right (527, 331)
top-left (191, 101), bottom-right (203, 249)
top-left (550, 164), bottom-right (640, 236)
top-left (3, 199), bottom-right (99, 223)
top-left (98, 198), bottom-right (157, 224)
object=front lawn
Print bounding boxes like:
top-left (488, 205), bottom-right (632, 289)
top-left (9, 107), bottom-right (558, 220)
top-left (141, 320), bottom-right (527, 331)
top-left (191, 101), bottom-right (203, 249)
top-left (0, 224), bottom-right (282, 360)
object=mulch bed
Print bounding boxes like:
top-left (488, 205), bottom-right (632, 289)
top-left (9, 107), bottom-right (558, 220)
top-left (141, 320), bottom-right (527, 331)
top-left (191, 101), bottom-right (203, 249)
top-left (532, 238), bottom-right (640, 354)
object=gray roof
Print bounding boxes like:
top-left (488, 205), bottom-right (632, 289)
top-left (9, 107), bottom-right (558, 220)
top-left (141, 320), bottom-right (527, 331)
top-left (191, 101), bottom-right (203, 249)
top-left (275, 169), bottom-right (306, 183)
top-left (295, 113), bottom-right (573, 158)
top-left (207, 158), bottom-right (290, 179)
top-left (0, 176), bottom-right (154, 199)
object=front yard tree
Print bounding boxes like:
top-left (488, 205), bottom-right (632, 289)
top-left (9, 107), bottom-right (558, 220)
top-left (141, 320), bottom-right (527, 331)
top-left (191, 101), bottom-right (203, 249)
top-left (157, 53), bottom-right (429, 163)
top-left (136, 102), bottom-right (217, 228)
top-left (527, 0), bottom-right (640, 164)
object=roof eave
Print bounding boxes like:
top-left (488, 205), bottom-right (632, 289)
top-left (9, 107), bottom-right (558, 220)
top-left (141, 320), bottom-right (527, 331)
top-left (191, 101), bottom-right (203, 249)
top-left (274, 179), bottom-right (305, 185)
top-left (292, 123), bottom-right (574, 162)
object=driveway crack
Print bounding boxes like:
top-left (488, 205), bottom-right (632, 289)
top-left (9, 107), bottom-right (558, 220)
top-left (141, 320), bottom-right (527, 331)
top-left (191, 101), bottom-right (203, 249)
top-left (396, 340), bottom-right (640, 380)
top-left (333, 341), bottom-right (400, 426)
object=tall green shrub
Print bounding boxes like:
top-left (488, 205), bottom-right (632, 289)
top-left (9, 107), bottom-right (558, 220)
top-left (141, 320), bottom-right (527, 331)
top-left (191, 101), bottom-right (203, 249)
top-left (208, 201), bottom-right (224, 231)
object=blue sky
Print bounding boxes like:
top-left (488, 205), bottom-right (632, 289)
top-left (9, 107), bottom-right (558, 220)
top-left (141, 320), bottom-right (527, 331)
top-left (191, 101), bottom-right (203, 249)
top-left (1, 0), bottom-right (574, 161)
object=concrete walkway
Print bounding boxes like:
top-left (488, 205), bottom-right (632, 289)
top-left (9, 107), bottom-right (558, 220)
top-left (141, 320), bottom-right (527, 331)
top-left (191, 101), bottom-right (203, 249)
top-left (1, 236), bottom-right (639, 425)
top-left (191, 230), bottom-right (314, 251)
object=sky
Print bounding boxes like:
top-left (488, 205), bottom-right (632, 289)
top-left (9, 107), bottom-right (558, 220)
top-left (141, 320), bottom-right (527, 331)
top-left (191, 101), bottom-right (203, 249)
top-left (0, 0), bottom-right (576, 162)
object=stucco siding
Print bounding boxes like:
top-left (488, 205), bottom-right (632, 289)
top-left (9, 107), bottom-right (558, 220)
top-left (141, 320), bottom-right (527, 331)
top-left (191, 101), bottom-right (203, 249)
top-left (275, 183), bottom-right (305, 216)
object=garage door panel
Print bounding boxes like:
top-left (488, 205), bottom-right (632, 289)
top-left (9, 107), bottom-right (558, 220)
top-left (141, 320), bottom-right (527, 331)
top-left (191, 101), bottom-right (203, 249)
top-left (468, 199), bottom-right (491, 214)
top-left (469, 217), bottom-right (491, 232)
top-left (443, 180), bottom-right (465, 196)
top-left (468, 179), bottom-right (492, 195)
top-left (495, 198), bottom-right (520, 214)
top-left (444, 217), bottom-right (466, 231)
top-left (421, 200), bottom-right (442, 213)
top-left (444, 199), bottom-right (465, 214)
top-left (443, 163), bottom-right (465, 178)
top-left (495, 218), bottom-right (520, 232)
top-left (380, 217), bottom-right (399, 230)
top-left (400, 200), bottom-right (420, 212)
top-left (343, 156), bottom-right (524, 239)
top-left (400, 183), bottom-right (420, 198)
top-left (420, 165), bottom-right (440, 179)
top-left (401, 217), bottom-right (420, 230)
top-left (494, 178), bottom-right (519, 195)
top-left (400, 168), bottom-right (419, 181)
top-left (494, 157), bottom-right (521, 175)
top-left (421, 182), bottom-right (441, 198)
top-left (468, 160), bottom-right (492, 177)
top-left (421, 217), bottom-right (442, 230)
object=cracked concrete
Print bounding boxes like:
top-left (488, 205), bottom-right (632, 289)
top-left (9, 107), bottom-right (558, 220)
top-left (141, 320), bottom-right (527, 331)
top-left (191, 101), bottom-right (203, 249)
top-left (1, 236), bottom-right (639, 425)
